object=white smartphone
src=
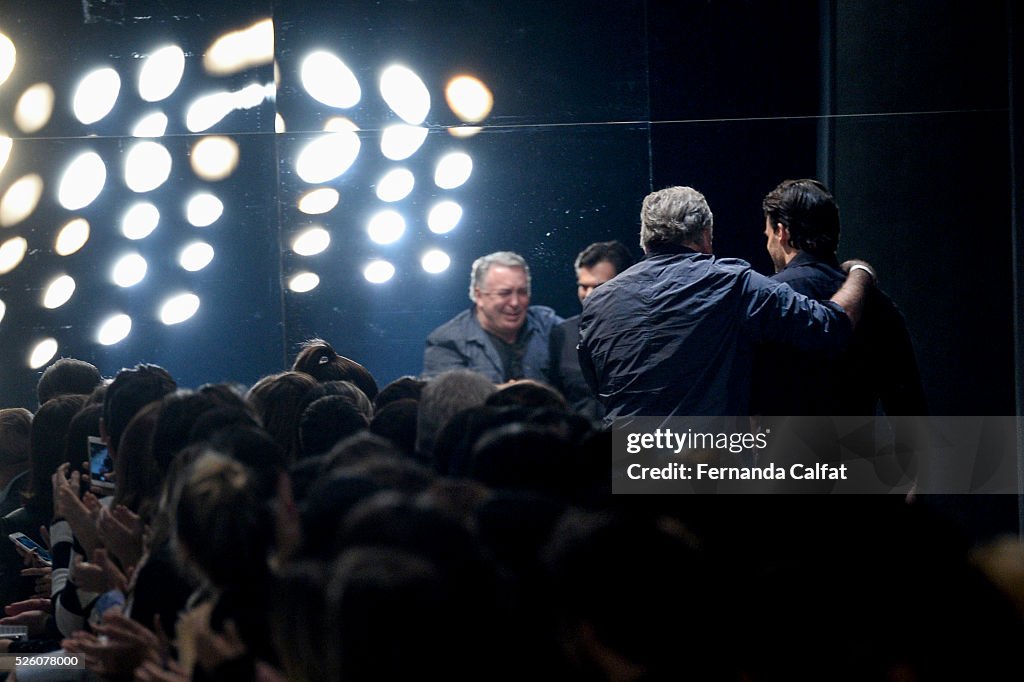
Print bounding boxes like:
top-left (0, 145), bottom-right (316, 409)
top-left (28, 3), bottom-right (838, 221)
top-left (8, 532), bottom-right (52, 566)
top-left (87, 436), bottom-right (115, 493)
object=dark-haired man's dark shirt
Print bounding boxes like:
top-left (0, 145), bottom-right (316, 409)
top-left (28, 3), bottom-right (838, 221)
top-left (752, 251), bottom-right (927, 416)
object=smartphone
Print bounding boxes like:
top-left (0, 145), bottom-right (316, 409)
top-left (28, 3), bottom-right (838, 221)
top-left (8, 532), bottom-right (52, 566)
top-left (87, 436), bottom-right (115, 493)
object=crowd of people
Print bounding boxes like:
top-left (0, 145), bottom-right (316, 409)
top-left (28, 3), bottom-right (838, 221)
top-left (0, 179), bottom-right (1019, 680)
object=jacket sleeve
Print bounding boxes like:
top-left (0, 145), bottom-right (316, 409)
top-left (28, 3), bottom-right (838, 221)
top-left (422, 336), bottom-right (469, 378)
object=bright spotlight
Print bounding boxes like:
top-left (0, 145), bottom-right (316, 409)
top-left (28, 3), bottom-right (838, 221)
top-left (421, 249), bottom-right (451, 274)
top-left (185, 193), bottom-right (224, 227)
top-left (324, 117), bottom-right (359, 133)
top-left (42, 275), bottom-right (76, 309)
top-left (124, 141), bottom-right (172, 192)
top-left (292, 227), bottom-right (330, 256)
top-left (288, 272), bottom-right (320, 293)
top-left (0, 236), bottom-right (27, 274)
top-left (375, 168), bottom-right (414, 202)
top-left (178, 241), bottom-right (214, 272)
top-left (448, 126), bottom-right (483, 139)
top-left (97, 314), bottom-right (132, 346)
top-left (0, 133), bottom-right (11, 175)
top-left (380, 65), bottom-right (429, 125)
top-left (275, 113), bottom-right (285, 133)
top-left (363, 260), bottom-right (395, 284)
top-left (131, 112), bottom-right (168, 137)
top-left (301, 51), bottom-right (361, 108)
top-left (295, 130), bottom-right (361, 184)
top-left (14, 83), bottom-right (54, 133)
top-left (434, 152), bottom-right (473, 189)
top-left (367, 210), bottom-right (405, 245)
top-left (0, 32), bottom-right (14, 87)
top-left (0, 299), bottom-right (5, 325)
top-left (297, 187), bottom-right (339, 215)
top-left (28, 338), bottom-right (58, 370)
top-left (427, 200), bottom-right (463, 234)
top-left (190, 136), bottom-right (239, 181)
top-left (445, 75), bottom-right (494, 123)
top-left (204, 18), bottom-right (274, 76)
top-left (111, 253), bottom-right (148, 287)
top-left (121, 202), bottom-right (160, 240)
top-left (73, 68), bottom-right (121, 124)
top-left (185, 91), bottom-right (234, 132)
top-left (58, 152), bottom-right (106, 210)
top-left (138, 45), bottom-right (185, 102)
top-left (380, 124), bottom-right (427, 161)
top-left (160, 293), bottom-right (200, 325)
top-left (0, 173), bottom-right (43, 227)
top-left (55, 218), bottom-right (90, 256)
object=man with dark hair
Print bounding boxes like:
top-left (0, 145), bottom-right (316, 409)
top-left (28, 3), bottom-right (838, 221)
top-left (579, 186), bottom-right (875, 419)
top-left (549, 241), bottom-right (635, 419)
top-left (0, 408), bottom-right (32, 517)
top-left (102, 363), bottom-right (177, 456)
top-left (423, 251), bottom-right (562, 383)
top-left (36, 357), bottom-right (103, 406)
top-left (754, 179), bottom-right (926, 415)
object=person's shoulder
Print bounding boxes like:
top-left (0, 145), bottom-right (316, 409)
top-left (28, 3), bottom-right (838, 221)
top-left (426, 308), bottom-right (476, 341)
top-left (527, 305), bottom-right (563, 330)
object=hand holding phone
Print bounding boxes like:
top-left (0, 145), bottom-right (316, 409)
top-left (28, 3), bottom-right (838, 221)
top-left (8, 533), bottom-right (52, 567)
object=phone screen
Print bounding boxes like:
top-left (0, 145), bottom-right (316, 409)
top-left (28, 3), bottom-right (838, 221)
top-left (9, 534), bottom-right (52, 566)
top-left (87, 436), bottom-right (113, 484)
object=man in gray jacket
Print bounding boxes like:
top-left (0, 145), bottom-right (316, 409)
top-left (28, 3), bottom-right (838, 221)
top-left (423, 251), bottom-right (562, 384)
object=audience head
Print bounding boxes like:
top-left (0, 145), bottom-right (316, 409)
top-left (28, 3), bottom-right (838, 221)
top-left (103, 363), bottom-right (177, 457)
top-left (416, 369), bottom-right (496, 457)
top-left (369, 398), bottom-right (419, 456)
top-left (292, 338), bottom-right (379, 400)
top-left (25, 394), bottom-right (87, 512)
top-left (372, 376), bottom-right (425, 412)
top-left (639, 186), bottom-right (714, 254)
top-left (246, 370), bottom-right (318, 464)
top-left (300, 396), bottom-right (369, 459)
top-left (486, 380), bottom-right (570, 413)
top-left (0, 408), bottom-right (32, 472)
top-left (36, 357), bottom-right (102, 406)
top-left (574, 240), bottom-right (635, 302)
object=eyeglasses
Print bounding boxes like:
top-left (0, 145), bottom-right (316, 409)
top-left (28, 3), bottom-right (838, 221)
top-left (477, 288), bottom-right (529, 300)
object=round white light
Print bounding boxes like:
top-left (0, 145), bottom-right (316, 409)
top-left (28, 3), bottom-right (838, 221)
top-left (275, 113), bottom-right (286, 133)
top-left (42, 275), bottom-right (76, 309)
top-left (124, 141), bottom-right (172, 192)
top-left (121, 202), bottom-right (160, 240)
top-left (434, 152), bottom-right (473, 189)
top-left (97, 314), bottom-right (132, 346)
top-left (301, 51), bottom-right (361, 108)
top-left (367, 210), bottom-right (406, 245)
top-left (185, 91), bottom-right (234, 133)
top-left (55, 218), bottom-right (90, 256)
top-left (288, 272), bottom-right (320, 293)
top-left (0, 173), bottom-right (43, 227)
top-left (179, 241), bottom-right (215, 272)
top-left (111, 253), bottom-right (148, 287)
top-left (0, 33), bottom-right (15, 87)
top-left (160, 293), bottom-right (200, 325)
top-left (0, 298), bottom-right (5, 325)
top-left (421, 249), bottom-right (451, 274)
top-left (324, 116), bottom-right (358, 133)
top-left (375, 168), bottom-right (415, 202)
top-left (204, 18), bottom-right (274, 76)
top-left (380, 124), bottom-right (428, 161)
top-left (295, 130), bottom-right (361, 184)
top-left (297, 187), bottom-right (339, 215)
top-left (0, 134), bottom-right (11, 175)
top-left (380, 64), bottom-right (430, 125)
top-left (58, 152), bottom-right (107, 210)
top-left (445, 75), bottom-right (494, 123)
top-left (73, 67), bottom-right (121, 125)
top-left (427, 200), bottom-right (463, 234)
top-left (190, 136), bottom-right (239, 181)
top-left (28, 338), bottom-right (58, 370)
top-left (363, 260), bottom-right (395, 284)
top-left (138, 45), bottom-right (185, 102)
top-left (14, 83), bottom-right (54, 134)
top-left (186, 193), bottom-right (224, 227)
top-left (131, 111), bottom-right (168, 137)
top-left (0, 236), bottom-right (28, 274)
top-left (292, 227), bottom-right (330, 256)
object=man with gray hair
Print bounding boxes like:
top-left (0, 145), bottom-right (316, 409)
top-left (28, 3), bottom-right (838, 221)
top-left (423, 251), bottom-right (562, 383)
top-left (578, 186), bottom-right (875, 419)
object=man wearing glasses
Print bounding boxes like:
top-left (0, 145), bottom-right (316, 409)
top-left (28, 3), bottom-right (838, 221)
top-left (423, 251), bottom-right (562, 383)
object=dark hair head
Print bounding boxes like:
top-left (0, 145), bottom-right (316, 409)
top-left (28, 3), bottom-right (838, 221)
top-left (300, 396), bottom-right (369, 459)
top-left (373, 376), bottom-right (425, 412)
top-left (574, 240), bottom-right (635, 274)
top-left (37, 358), bottom-right (102, 406)
top-left (485, 380), bottom-right (570, 413)
top-left (0, 408), bottom-right (33, 469)
top-left (151, 389), bottom-right (243, 476)
top-left (246, 371), bottom-right (319, 464)
top-left (63, 402), bottom-right (102, 469)
top-left (25, 394), bottom-right (87, 512)
top-left (112, 400), bottom-right (163, 516)
top-left (369, 399), bottom-right (419, 456)
top-left (293, 339), bottom-right (379, 400)
top-left (763, 178), bottom-right (841, 258)
top-left (103, 364), bottom-right (177, 456)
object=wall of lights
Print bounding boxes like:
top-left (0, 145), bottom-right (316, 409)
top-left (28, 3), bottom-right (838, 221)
top-left (0, 0), bottom-right (1016, 417)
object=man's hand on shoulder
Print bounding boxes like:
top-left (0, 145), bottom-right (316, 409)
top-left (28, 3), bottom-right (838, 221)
top-left (840, 259), bottom-right (877, 285)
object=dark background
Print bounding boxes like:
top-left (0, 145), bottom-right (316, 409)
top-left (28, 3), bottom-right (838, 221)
top-left (0, 1), bottom-right (1019, 528)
